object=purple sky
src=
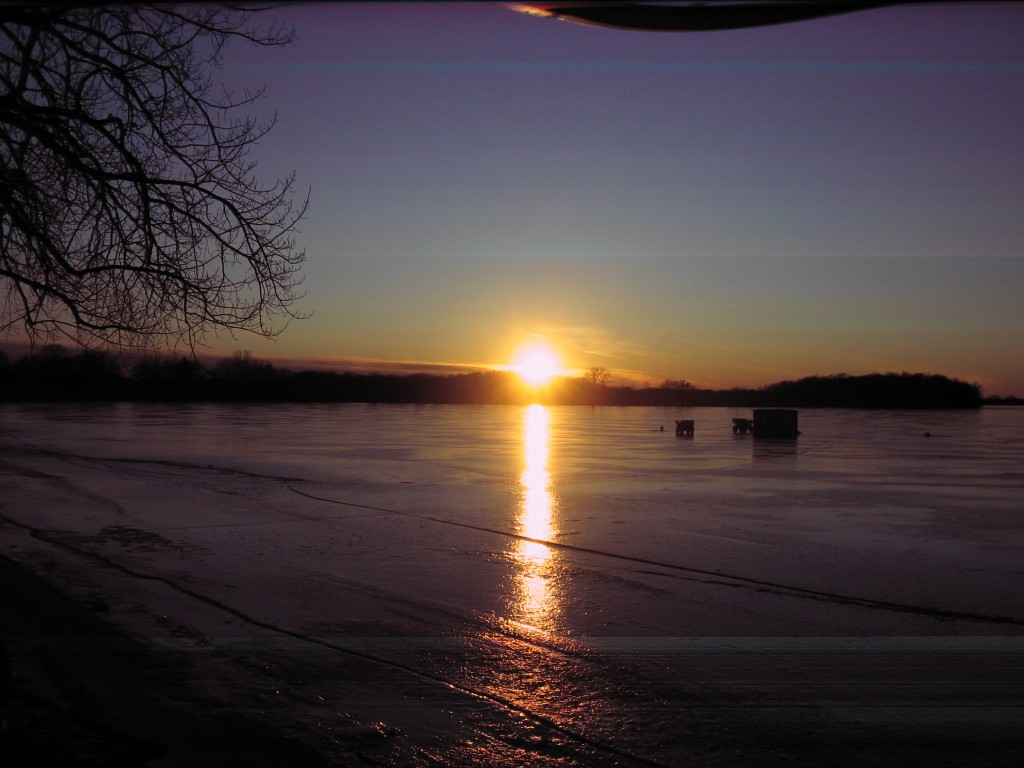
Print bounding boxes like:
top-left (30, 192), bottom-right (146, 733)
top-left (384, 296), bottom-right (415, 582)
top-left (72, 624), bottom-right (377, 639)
top-left (129, 4), bottom-right (1024, 393)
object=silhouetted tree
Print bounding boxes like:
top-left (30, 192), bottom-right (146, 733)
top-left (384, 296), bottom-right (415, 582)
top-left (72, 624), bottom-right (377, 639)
top-left (9, 344), bottom-right (122, 396)
top-left (211, 350), bottom-right (276, 381)
top-left (660, 379), bottom-right (692, 390)
top-left (12, 343), bottom-right (69, 383)
top-left (583, 366), bottom-right (611, 386)
top-left (132, 354), bottom-right (205, 384)
top-left (0, 5), bottom-right (308, 349)
top-left (757, 372), bottom-right (981, 408)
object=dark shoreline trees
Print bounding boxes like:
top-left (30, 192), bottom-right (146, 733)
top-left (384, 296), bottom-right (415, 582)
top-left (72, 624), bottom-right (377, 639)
top-left (0, 347), bottom-right (986, 408)
top-left (749, 373), bottom-right (983, 409)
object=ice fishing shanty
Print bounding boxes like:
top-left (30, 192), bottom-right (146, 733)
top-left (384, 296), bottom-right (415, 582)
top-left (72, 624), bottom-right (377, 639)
top-left (734, 409), bottom-right (799, 439)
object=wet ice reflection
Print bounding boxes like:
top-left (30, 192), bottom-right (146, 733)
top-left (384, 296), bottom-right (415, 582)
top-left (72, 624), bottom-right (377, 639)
top-left (511, 404), bottom-right (562, 630)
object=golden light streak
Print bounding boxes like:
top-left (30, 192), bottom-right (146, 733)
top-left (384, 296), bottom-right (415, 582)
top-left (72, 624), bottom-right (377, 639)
top-left (511, 404), bottom-right (561, 630)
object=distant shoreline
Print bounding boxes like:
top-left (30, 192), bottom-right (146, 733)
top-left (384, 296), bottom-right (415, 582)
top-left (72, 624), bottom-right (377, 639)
top-left (0, 348), bottom-right (988, 408)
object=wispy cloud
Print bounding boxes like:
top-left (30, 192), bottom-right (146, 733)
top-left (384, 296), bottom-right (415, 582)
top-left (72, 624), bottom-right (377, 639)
top-left (538, 324), bottom-right (652, 365)
top-left (261, 327), bottom-right (655, 383)
top-left (229, 354), bottom-right (493, 378)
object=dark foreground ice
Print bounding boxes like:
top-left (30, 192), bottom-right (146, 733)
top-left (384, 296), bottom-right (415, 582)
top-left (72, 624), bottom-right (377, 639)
top-left (2, 403), bottom-right (1022, 766)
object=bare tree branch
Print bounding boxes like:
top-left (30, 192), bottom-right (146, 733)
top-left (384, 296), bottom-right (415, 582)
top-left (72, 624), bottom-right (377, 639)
top-left (0, 4), bottom-right (308, 350)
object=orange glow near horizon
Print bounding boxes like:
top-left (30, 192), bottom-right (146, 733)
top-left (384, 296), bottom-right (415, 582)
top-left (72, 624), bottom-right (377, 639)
top-left (512, 340), bottom-right (563, 387)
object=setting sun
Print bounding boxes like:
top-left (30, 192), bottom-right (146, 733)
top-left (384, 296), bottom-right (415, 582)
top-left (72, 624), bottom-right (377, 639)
top-left (513, 341), bottom-right (562, 387)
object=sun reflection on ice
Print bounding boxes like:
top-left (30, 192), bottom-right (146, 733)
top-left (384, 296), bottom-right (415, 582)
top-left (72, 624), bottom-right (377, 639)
top-left (512, 404), bottom-right (561, 631)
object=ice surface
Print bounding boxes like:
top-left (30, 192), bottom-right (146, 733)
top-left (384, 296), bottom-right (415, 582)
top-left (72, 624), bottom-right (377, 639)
top-left (2, 403), bottom-right (1022, 766)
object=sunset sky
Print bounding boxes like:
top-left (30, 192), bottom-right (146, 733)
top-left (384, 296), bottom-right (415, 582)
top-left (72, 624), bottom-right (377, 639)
top-left (187, 3), bottom-right (1020, 394)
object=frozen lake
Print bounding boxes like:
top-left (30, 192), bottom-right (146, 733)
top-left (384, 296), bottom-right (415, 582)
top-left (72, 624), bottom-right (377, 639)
top-left (2, 403), bottom-right (1023, 766)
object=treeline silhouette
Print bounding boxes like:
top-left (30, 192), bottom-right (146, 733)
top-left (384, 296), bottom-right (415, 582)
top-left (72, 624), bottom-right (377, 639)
top-left (0, 347), bottom-right (986, 408)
